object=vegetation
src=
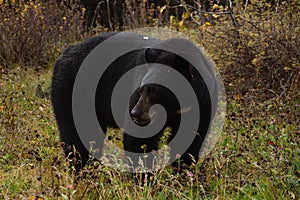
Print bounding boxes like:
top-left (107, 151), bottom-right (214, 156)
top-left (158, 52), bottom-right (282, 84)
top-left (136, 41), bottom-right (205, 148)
top-left (0, 0), bottom-right (299, 199)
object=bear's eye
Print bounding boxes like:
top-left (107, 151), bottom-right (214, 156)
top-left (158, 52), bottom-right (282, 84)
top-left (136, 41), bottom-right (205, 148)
top-left (151, 88), bottom-right (160, 95)
top-left (137, 87), bottom-right (143, 95)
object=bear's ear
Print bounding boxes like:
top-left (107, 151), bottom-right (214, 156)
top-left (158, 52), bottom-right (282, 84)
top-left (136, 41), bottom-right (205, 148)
top-left (144, 48), bottom-right (176, 64)
top-left (172, 56), bottom-right (194, 80)
top-left (144, 48), bottom-right (193, 80)
top-left (144, 48), bottom-right (159, 63)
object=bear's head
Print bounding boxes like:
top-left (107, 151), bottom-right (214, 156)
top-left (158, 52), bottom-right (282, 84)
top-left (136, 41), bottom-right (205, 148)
top-left (130, 48), bottom-right (194, 127)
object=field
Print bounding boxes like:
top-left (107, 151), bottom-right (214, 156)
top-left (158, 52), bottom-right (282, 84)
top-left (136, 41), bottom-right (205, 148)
top-left (0, 0), bottom-right (299, 199)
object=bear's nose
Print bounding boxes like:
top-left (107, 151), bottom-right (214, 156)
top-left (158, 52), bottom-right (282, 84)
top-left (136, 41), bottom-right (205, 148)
top-left (131, 106), bottom-right (151, 126)
top-left (131, 107), bottom-right (142, 120)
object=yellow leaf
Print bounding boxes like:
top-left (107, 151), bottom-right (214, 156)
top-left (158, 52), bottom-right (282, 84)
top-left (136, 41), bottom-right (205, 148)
top-left (247, 40), bottom-right (253, 46)
top-left (251, 58), bottom-right (258, 65)
top-left (182, 11), bottom-right (190, 19)
top-left (205, 22), bottom-right (211, 26)
top-left (159, 5), bottom-right (166, 14)
top-left (178, 20), bottom-right (184, 30)
top-left (212, 4), bottom-right (219, 10)
top-left (212, 14), bottom-right (219, 18)
top-left (234, 94), bottom-right (241, 101)
top-left (204, 13), bottom-right (209, 17)
top-left (169, 15), bottom-right (175, 21)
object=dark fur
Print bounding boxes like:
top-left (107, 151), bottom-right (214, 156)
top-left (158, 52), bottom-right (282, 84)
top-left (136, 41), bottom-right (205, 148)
top-left (51, 32), bottom-right (215, 170)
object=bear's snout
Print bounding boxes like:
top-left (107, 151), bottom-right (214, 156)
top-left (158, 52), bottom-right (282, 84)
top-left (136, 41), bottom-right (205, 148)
top-left (131, 94), bottom-right (151, 126)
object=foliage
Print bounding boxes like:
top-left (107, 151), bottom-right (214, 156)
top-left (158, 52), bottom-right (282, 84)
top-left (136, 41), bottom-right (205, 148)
top-left (0, 0), bottom-right (299, 199)
top-left (186, 0), bottom-right (299, 101)
top-left (229, 0), bottom-right (299, 100)
top-left (0, 0), bottom-right (83, 68)
top-left (0, 67), bottom-right (299, 199)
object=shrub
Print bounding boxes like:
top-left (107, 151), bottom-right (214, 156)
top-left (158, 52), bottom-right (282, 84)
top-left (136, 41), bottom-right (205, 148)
top-left (0, 0), bottom-right (83, 68)
top-left (190, 1), bottom-right (300, 101)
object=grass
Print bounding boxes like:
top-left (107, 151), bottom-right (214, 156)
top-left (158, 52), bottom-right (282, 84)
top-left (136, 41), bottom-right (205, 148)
top-left (0, 0), bottom-right (299, 198)
top-left (0, 64), bottom-right (299, 199)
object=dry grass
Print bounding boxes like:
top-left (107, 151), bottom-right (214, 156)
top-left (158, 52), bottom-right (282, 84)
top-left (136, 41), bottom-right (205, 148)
top-left (0, 0), bottom-right (299, 199)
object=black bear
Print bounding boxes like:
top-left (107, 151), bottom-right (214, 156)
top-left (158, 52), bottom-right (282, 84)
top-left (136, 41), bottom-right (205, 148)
top-left (51, 32), bottom-right (217, 171)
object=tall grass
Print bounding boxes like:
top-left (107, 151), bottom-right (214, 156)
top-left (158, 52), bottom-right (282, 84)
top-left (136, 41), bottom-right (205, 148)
top-left (0, 0), bottom-right (299, 199)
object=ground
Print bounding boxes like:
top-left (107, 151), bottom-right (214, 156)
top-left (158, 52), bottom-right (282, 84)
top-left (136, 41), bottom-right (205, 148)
top-left (0, 67), bottom-right (299, 199)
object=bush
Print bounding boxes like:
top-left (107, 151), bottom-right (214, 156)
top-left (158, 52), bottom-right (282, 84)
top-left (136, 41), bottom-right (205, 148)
top-left (191, 1), bottom-right (300, 101)
top-left (0, 0), bottom-right (83, 68)
top-left (233, 1), bottom-right (299, 99)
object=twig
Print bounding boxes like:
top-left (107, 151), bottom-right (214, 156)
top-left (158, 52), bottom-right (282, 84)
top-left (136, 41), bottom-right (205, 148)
top-left (106, 0), bottom-right (113, 30)
top-left (243, 0), bottom-right (249, 15)
top-left (189, 13), bottom-right (226, 40)
top-left (179, 0), bottom-right (239, 27)
top-left (228, 0), bottom-right (239, 27)
top-left (279, 71), bottom-right (294, 99)
top-left (89, 0), bottom-right (105, 34)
